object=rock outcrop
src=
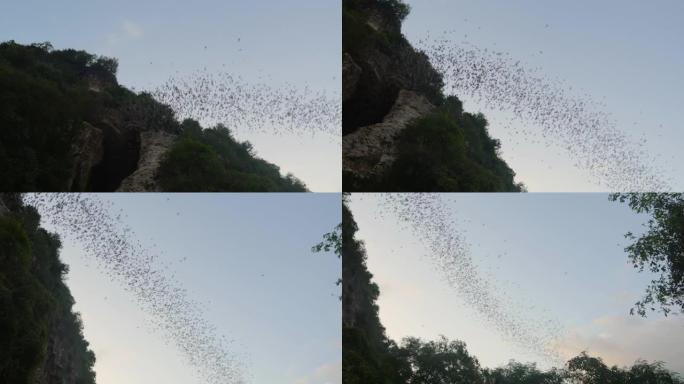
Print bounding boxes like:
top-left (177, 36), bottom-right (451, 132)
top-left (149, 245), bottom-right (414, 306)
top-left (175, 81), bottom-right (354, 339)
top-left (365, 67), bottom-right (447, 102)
top-left (1, 41), bottom-right (307, 192)
top-left (343, 90), bottom-right (434, 181)
top-left (67, 122), bottom-right (104, 192)
top-left (343, 53), bottom-right (362, 102)
top-left (0, 194), bottom-right (96, 384)
top-left (343, 0), bottom-right (444, 169)
top-left (36, 315), bottom-right (91, 384)
top-left (117, 130), bottom-right (177, 192)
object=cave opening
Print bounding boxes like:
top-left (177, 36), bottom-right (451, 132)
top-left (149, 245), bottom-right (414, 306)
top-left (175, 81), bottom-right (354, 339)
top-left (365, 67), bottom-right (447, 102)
top-left (88, 129), bottom-right (141, 191)
top-left (343, 82), bottom-right (399, 136)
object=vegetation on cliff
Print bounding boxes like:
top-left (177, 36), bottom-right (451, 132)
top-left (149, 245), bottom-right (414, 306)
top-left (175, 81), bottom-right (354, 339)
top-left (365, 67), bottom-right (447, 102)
top-left (0, 41), bottom-right (306, 192)
top-left (341, 199), bottom-right (682, 383)
top-left (369, 97), bottom-right (522, 191)
top-left (157, 119), bottom-right (306, 192)
top-left (342, 0), bottom-right (522, 191)
top-left (0, 194), bottom-right (95, 383)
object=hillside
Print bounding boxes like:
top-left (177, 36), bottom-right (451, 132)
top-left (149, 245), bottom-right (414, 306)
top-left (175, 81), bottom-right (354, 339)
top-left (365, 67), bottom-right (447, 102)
top-left (342, 199), bottom-right (683, 383)
top-left (0, 41), bottom-right (306, 192)
top-left (0, 193), bottom-right (96, 383)
top-left (342, 0), bottom-right (523, 191)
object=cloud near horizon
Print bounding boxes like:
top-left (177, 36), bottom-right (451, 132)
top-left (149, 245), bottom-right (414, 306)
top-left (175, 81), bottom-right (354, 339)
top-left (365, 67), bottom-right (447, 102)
top-left (294, 361), bottom-right (341, 384)
top-left (549, 314), bottom-right (684, 374)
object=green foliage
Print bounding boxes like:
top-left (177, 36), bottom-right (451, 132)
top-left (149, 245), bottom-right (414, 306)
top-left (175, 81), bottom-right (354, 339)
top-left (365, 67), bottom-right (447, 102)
top-left (0, 197), bottom-right (95, 383)
top-left (0, 41), bottom-right (126, 191)
top-left (377, 0), bottom-right (411, 22)
top-left (313, 221), bottom-right (343, 298)
top-left (351, 97), bottom-right (524, 191)
top-left (157, 120), bottom-right (307, 192)
top-left (312, 223), bottom-right (342, 258)
top-left (0, 215), bottom-right (53, 383)
top-left (1, 41), bottom-right (305, 192)
top-left (565, 352), bottom-right (683, 384)
top-left (399, 336), bottom-right (484, 384)
top-left (484, 361), bottom-right (565, 383)
top-left (344, 0), bottom-right (411, 25)
top-left (610, 193), bottom-right (684, 316)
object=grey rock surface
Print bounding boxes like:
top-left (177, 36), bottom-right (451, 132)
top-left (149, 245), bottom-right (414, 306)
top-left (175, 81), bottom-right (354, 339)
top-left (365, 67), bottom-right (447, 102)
top-left (117, 130), bottom-right (177, 192)
top-left (343, 89), bottom-right (434, 180)
top-left (67, 122), bottom-right (104, 192)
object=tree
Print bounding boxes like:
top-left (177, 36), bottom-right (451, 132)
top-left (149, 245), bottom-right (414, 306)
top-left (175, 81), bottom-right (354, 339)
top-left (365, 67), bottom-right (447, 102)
top-left (312, 223), bottom-right (342, 258)
top-left (377, 0), bottom-right (411, 22)
top-left (566, 352), bottom-right (625, 384)
top-left (610, 193), bottom-right (684, 316)
top-left (91, 56), bottom-right (119, 76)
top-left (312, 221), bottom-right (343, 294)
top-left (399, 336), bottom-right (484, 384)
top-left (484, 361), bottom-right (565, 384)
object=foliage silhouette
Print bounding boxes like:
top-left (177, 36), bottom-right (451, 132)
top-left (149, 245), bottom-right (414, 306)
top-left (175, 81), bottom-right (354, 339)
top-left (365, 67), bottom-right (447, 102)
top-left (610, 193), bottom-right (684, 316)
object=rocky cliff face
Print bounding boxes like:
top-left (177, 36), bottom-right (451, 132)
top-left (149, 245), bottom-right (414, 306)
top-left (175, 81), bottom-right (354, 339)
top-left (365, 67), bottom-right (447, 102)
top-left (343, 89), bottom-right (434, 182)
top-left (0, 194), bottom-right (96, 384)
top-left (1, 41), bottom-right (307, 192)
top-left (35, 313), bottom-right (94, 384)
top-left (343, 0), bottom-right (523, 192)
top-left (342, 0), bottom-right (444, 177)
top-left (69, 86), bottom-right (181, 192)
top-left (67, 122), bottom-right (105, 192)
top-left (117, 130), bottom-right (178, 192)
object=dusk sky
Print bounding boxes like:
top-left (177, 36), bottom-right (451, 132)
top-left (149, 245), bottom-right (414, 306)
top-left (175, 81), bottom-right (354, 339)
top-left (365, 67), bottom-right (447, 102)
top-left (402, 0), bottom-right (684, 191)
top-left (0, 0), bottom-right (341, 191)
top-left (36, 193), bottom-right (341, 384)
top-left (349, 193), bottom-right (684, 374)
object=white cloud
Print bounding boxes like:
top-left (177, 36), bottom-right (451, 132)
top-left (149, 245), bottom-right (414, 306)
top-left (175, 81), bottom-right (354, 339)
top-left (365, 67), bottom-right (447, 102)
top-left (122, 20), bottom-right (143, 38)
top-left (107, 20), bottom-right (143, 45)
top-left (549, 314), bottom-right (684, 374)
top-left (294, 361), bottom-right (341, 384)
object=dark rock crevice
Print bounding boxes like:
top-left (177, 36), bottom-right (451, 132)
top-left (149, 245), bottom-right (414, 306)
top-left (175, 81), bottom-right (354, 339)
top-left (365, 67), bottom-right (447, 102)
top-left (88, 125), bottom-right (141, 191)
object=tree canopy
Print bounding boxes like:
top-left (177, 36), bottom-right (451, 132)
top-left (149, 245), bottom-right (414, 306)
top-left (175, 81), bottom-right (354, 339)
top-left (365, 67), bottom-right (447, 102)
top-left (157, 120), bottom-right (307, 192)
top-left (610, 193), bottom-right (684, 316)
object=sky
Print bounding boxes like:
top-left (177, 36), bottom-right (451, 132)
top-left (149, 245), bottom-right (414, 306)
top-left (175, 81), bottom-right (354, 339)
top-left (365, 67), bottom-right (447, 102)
top-left (0, 0), bottom-right (341, 191)
top-left (402, 0), bottom-right (684, 191)
top-left (349, 193), bottom-right (684, 374)
top-left (37, 193), bottom-right (342, 384)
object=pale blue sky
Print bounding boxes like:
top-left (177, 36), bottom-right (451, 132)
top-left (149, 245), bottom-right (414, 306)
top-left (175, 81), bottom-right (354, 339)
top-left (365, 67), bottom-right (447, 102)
top-left (350, 193), bottom-right (684, 374)
top-left (402, 0), bottom-right (684, 191)
top-left (0, 0), bottom-right (341, 191)
top-left (37, 193), bottom-right (341, 384)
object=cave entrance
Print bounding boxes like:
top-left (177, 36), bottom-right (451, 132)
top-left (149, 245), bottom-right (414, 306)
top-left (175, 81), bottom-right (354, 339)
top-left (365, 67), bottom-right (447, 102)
top-left (343, 85), bottom-right (399, 136)
top-left (88, 129), bottom-right (140, 191)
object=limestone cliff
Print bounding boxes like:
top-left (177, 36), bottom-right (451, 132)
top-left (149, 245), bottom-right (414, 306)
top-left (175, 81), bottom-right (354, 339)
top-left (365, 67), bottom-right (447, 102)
top-left (343, 89), bottom-right (434, 182)
top-left (342, 0), bottom-right (523, 192)
top-left (342, 0), bottom-right (445, 188)
top-left (0, 194), bottom-right (96, 384)
top-left (0, 41), bottom-right (307, 192)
